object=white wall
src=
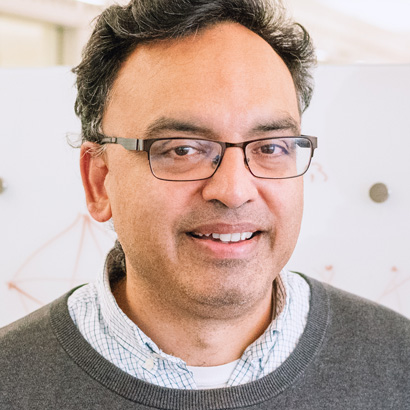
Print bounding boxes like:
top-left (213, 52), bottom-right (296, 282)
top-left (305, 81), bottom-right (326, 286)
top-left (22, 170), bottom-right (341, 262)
top-left (0, 67), bottom-right (116, 326)
top-left (288, 65), bottom-right (410, 317)
top-left (0, 65), bottom-right (409, 327)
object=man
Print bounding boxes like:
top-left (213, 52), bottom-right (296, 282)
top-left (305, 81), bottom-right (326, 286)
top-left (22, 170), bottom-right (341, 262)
top-left (1, 0), bottom-right (409, 408)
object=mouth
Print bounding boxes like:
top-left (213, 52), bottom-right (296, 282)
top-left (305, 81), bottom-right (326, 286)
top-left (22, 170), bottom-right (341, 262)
top-left (188, 231), bottom-right (260, 243)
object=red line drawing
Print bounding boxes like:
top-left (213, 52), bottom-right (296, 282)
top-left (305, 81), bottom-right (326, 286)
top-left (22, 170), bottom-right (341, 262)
top-left (6, 214), bottom-right (115, 313)
top-left (316, 264), bottom-right (336, 285)
top-left (8, 282), bottom-right (43, 305)
top-left (377, 266), bottom-right (410, 315)
top-left (309, 162), bottom-right (328, 183)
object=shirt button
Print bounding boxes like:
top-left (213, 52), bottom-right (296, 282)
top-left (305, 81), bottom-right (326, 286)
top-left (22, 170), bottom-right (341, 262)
top-left (143, 357), bottom-right (155, 371)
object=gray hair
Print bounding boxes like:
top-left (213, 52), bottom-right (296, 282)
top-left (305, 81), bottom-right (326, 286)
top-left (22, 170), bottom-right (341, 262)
top-left (73, 0), bottom-right (316, 144)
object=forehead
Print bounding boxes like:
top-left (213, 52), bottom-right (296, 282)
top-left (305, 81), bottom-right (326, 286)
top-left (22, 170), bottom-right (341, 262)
top-left (103, 22), bottom-right (300, 137)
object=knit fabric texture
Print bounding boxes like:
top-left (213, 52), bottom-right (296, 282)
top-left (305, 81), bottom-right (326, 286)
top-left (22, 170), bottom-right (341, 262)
top-left (1, 275), bottom-right (409, 409)
top-left (67, 269), bottom-right (310, 388)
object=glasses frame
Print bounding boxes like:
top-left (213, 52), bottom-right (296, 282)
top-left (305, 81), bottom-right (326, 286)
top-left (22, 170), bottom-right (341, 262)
top-left (97, 132), bottom-right (318, 181)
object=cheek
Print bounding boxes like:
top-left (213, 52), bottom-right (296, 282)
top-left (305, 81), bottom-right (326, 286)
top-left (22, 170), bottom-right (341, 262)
top-left (104, 157), bottom-right (149, 242)
top-left (264, 179), bottom-right (304, 239)
top-left (284, 181), bottom-right (304, 230)
top-left (261, 180), bottom-right (303, 271)
top-left (108, 167), bottom-right (198, 244)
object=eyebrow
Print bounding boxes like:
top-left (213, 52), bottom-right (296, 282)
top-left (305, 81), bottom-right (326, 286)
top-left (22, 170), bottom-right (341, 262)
top-left (250, 117), bottom-right (300, 136)
top-left (143, 117), bottom-right (215, 139)
top-left (143, 115), bottom-right (300, 140)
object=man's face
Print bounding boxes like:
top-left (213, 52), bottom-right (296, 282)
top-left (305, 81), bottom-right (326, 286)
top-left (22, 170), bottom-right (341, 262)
top-left (99, 23), bottom-right (303, 318)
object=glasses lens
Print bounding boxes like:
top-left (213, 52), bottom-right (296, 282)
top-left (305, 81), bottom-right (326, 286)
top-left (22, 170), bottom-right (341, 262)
top-left (245, 137), bottom-right (312, 179)
top-left (149, 139), bottom-right (222, 181)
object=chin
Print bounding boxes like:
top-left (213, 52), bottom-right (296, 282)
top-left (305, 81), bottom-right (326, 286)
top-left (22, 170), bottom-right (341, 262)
top-left (179, 281), bottom-right (269, 319)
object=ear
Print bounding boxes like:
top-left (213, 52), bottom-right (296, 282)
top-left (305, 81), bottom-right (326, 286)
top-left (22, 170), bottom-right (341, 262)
top-left (80, 142), bottom-right (112, 222)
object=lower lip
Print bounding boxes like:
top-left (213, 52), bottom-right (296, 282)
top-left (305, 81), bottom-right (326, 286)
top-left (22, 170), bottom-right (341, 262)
top-left (186, 234), bottom-right (260, 259)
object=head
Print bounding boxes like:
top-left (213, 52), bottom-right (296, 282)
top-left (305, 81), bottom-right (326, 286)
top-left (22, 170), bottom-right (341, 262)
top-left (76, 0), bottom-right (316, 319)
top-left (74, 0), bottom-right (315, 143)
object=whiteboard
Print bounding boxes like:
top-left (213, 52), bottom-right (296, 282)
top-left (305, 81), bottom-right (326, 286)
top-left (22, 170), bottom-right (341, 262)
top-left (0, 65), bottom-right (409, 327)
top-left (0, 67), bottom-right (116, 326)
top-left (288, 65), bottom-right (410, 317)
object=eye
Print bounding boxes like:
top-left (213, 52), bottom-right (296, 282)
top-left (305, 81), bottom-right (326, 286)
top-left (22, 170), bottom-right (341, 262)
top-left (174, 146), bottom-right (197, 156)
top-left (253, 142), bottom-right (289, 156)
top-left (260, 144), bottom-right (285, 155)
top-left (151, 140), bottom-right (205, 157)
top-left (150, 139), bottom-right (221, 165)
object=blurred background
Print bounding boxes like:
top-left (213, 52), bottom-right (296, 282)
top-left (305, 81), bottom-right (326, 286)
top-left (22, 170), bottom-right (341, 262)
top-left (0, 0), bottom-right (409, 67)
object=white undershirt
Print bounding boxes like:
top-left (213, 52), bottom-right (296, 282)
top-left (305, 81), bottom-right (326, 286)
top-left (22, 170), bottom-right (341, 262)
top-left (187, 360), bottom-right (240, 389)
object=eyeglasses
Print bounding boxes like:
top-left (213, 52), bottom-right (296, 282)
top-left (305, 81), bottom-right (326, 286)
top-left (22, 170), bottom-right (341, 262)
top-left (97, 134), bottom-right (317, 181)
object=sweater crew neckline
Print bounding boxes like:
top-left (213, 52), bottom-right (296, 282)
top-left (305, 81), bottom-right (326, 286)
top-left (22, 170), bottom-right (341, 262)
top-left (50, 274), bottom-right (329, 410)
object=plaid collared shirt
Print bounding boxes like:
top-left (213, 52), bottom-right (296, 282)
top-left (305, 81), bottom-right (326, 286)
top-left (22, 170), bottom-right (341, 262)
top-left (68, 267), bottom-right (310, 389)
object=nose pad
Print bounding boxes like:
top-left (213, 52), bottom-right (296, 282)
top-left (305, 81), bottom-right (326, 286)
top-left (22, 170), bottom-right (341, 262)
top-left (202, 147), bottom-right (258, 208)
top-left (213, 148), bottom-right (249, 174)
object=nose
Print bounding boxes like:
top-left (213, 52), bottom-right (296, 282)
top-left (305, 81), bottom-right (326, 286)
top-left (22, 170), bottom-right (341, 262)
top-left (201, 147), bottom-right (259, 208)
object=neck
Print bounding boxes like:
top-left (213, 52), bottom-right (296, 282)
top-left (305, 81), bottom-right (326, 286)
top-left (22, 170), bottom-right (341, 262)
top-left (112, 275), bottom-right (279, 366)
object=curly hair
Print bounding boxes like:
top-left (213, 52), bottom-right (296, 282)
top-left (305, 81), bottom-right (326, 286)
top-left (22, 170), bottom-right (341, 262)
top-left (73, 0), bottom-right (316, 144)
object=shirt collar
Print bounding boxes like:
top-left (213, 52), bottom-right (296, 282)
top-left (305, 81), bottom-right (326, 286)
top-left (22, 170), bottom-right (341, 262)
top-left (243, 271), bottom-right (290, 361)
top-left (98, 260), bottom-right (290, 365)
top-left (98, 261), bottom-right (185, 364)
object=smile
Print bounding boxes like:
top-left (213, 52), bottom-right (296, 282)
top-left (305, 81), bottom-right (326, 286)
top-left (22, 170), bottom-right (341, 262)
top-left (190, 232), bottom-right (257, 243)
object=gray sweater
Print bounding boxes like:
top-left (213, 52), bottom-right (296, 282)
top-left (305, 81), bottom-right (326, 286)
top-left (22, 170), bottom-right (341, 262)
top-left (0, 276), bottom-right (409, 409)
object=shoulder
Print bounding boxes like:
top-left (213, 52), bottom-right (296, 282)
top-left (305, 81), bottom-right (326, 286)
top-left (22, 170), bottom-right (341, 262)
top-left (0, 286), bottom-right (82, 335)
top-left (0, 289), bottom-right (88, 404)
top-left (320, 278), bottom-right (410, 334)
top-left (301, 274), bottom-right (410, 369)
top-left (299, 273), bottom-right (410, 330)
top-left (0, 289), bottom-right (78, 371)
top-left (296, 275), bottom-right (410, 401)
top-left (0, 299), bottom-right (54, 347)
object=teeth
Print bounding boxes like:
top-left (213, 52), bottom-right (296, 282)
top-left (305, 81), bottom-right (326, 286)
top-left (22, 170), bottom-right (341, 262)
top-left (210, 232), bottom-right (253, 243)
top-left (193, 232), bottom-right (254, 242)
top-left (230, 233), bottom-right (241, 242)
top-left (219, 234), bottom-right (231, 243)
